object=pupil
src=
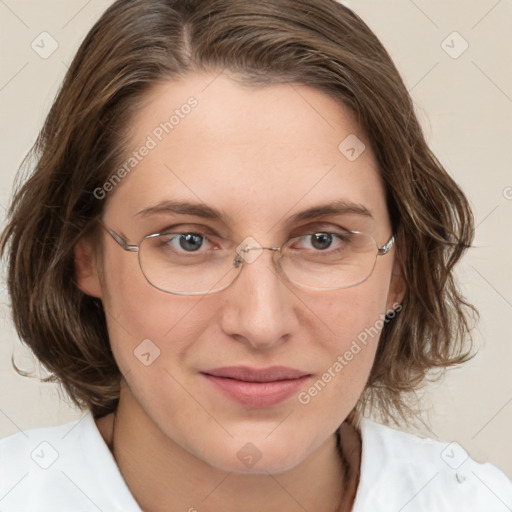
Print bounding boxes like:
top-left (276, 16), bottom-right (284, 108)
top-left (179, 234), bottom-right (203, 251)
top-left (311, 233), bottom-right (332, 250)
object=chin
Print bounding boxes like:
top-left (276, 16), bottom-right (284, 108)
top-left (197, 432), bottom-right (314, 475)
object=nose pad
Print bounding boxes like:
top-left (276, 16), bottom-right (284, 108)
top-left (235, 236), bottom-right (280, 267)
top-left (235, 236), bottom-right (265, 266)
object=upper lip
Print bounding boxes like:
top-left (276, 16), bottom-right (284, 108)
top-left (202, 366), bottom-right (311, 383)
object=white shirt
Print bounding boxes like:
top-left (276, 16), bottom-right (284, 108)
top-left (1, 413), bottom-right (511, 511)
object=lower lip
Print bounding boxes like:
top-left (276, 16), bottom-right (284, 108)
top-left (202, 374), bottom-right (310, 408)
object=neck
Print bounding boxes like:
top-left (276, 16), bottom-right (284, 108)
top-left (97, 395), bottom-right (361, 512)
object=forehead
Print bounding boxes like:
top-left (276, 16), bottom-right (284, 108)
top-left (105, 73), bottom-right (389, 235)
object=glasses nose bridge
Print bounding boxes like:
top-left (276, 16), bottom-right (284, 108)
top-left (233, 244), bottom-right (282, 269)
top-left (249, 245), bottom-right (281, 252)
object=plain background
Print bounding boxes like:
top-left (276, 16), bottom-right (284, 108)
top-left (0, 0), bottom-right (511, 479)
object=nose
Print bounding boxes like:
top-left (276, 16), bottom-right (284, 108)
top-left (219, 248), bottom-right (298, 350)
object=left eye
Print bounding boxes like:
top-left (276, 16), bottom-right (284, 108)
top-left (165, 233), bottom-right (212, 252)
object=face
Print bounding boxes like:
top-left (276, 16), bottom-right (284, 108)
top-left (77, 72), bottom-right (402, 474)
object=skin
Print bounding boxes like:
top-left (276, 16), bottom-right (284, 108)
top-left (75, 72), bottom-right (404, 512)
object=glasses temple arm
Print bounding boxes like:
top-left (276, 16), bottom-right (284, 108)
top-left (378, 234), bottom-right (395, 255)
top-left (99, 220), bottom-right (139, 252)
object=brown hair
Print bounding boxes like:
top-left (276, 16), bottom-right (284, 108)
top-left (0, 0), bottom-right (476, 422)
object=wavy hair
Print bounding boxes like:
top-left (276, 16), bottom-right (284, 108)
top-left (0, 0), bottom-right (476, 422)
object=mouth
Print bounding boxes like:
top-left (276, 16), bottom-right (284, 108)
top-left (201, 366), bottom-right (312, 408)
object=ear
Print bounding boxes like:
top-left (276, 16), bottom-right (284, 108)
top-left (74, 237), bottom-right (103, 298)
top-left (386, 258), bottom-right (406, 311)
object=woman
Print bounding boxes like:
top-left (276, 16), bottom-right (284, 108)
top-left (1, 0), bottom-right (511, 510)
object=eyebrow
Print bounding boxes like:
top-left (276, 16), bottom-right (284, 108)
top-left (135, 199), bottom-right (373, 224)
top-left (287, 200), bottom-right (373, 223)
top-left (136, 200), bottom-right (229, 221)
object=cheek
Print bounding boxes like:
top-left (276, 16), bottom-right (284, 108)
top-left (314, 271), bottom-right (392, 351)
top-left (98, 248), bottom-right (216, 372)
top-left (302, 267), bottom-right (393, 403)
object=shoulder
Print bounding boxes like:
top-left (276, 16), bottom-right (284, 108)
top-left (352, 418), bottom-right (512, 512)
top-left (0, 413), bottom-right (141, 511)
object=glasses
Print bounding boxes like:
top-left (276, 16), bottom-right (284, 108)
top-left (99, 220), bottom-right (395, 296)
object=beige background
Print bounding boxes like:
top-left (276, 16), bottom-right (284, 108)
top-left (1, 0), bottom-right (511, 479)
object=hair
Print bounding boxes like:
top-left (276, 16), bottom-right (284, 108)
top-left (1, 0), bottom-right (476, 423)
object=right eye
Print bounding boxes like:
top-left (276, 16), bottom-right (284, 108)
top-left (289, 231), bottom-right (353, 253)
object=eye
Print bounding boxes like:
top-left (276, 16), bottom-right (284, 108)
top-left (295, 232), bottom-right (349, 251)
top-left (307, 233), bottom-right (334, 250)
top-left (164, 233), bottom-right (214, 253)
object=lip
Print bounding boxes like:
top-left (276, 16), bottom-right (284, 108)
top-left (201, 366), bottom-right (312, 408)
